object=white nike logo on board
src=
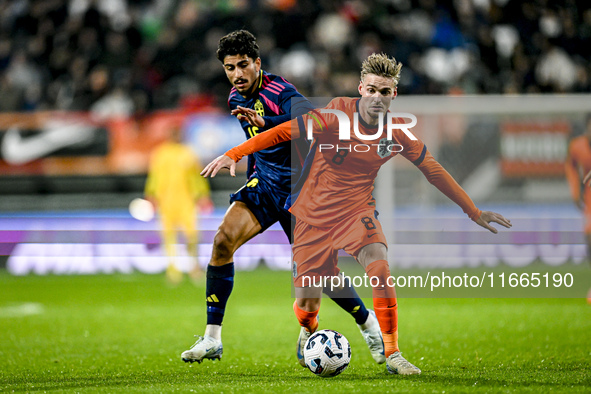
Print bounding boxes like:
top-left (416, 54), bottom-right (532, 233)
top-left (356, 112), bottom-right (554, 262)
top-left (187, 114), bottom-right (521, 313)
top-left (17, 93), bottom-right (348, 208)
top-left (1, 120), bottom-right (95, 165)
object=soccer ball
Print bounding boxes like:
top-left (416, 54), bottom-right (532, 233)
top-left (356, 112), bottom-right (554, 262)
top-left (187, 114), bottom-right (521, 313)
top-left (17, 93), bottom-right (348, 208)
top-left (303, 329), bottom-right (351, 377)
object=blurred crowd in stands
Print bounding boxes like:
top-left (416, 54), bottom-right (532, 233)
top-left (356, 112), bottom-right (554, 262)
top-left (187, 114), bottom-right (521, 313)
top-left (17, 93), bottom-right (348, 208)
top-left (0, 0), bottom-right (589, 116)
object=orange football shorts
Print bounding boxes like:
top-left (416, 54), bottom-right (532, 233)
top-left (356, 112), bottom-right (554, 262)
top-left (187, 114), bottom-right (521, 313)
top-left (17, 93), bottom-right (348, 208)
top-left (292, 208), bottom-right (388, 287)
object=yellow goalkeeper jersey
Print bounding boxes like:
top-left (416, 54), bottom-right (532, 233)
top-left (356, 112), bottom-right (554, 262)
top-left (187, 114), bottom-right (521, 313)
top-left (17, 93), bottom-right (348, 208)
top-left (145, 142), bottom-right (210, 212)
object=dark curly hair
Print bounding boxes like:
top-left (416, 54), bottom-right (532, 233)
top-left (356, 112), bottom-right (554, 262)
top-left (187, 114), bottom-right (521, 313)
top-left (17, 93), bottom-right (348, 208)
top-left (216, 30), bottom-right (260, 63)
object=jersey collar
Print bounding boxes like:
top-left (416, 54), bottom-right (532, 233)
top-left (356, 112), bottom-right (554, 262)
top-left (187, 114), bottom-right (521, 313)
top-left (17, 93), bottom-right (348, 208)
top-left (244, 70), bottom-right (264, 98)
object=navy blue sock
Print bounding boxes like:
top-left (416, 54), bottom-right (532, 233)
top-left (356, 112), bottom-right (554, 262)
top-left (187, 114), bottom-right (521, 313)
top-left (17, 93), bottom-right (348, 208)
top-left (323, 277), bottom-right (369, 325)
top-left (206, 263), bottom-right (234, 326)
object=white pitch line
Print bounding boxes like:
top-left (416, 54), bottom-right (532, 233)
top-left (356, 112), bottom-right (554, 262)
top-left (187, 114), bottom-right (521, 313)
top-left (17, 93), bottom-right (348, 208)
top-left (0, 303), bottom-right (45, 318)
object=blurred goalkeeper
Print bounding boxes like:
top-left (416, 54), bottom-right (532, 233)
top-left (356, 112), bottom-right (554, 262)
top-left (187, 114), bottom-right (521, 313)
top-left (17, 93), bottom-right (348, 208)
top-left (202, 53), bottom-right (512, 375)
top-left (145, 127), bottom-right (212, 284)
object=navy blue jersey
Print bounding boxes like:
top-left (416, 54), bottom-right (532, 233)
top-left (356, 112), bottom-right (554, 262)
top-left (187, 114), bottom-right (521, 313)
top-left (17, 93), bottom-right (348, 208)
top-left (228, 70), bottom-right (311, 196)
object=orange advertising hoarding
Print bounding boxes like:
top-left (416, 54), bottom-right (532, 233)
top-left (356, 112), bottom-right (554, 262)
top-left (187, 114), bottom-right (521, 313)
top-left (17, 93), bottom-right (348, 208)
top-left (500, 121), bottom-right (570, 177)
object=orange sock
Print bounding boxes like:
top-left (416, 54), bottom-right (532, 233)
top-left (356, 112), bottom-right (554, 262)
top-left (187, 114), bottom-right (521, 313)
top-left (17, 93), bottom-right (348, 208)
top-left (366, 260), bottom-right (399, 356)
top-left (293, 301), bottom-right (319, 333)
top-left (375, 305), bottom-right (399, 355)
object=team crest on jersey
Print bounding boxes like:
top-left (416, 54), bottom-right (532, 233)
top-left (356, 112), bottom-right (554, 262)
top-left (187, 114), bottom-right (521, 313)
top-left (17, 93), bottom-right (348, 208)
top-left (254, 99), bottom-right (265, 117)
top-left (377, 138), bottom-right (395, 158)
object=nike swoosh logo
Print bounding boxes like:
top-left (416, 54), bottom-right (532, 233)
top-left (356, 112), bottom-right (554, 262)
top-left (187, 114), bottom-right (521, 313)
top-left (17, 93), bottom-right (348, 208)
top-left (1, 121), bottom-right (95, 165)
top-left (367, 233), bottom-right (378, 238)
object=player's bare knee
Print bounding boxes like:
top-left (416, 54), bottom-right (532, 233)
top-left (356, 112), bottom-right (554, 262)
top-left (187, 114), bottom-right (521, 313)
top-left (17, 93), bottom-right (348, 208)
top-left (357, 243), bottom-right (388, 268)
top-left (210, 229), bottom-right (236, 266)
top-left (297, 297), bottom-right (321, 312)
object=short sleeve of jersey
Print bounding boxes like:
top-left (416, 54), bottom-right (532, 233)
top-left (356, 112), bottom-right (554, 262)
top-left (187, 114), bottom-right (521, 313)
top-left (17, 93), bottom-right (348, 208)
top-left (261, 78), bottom-right (311, 130)
top-left (278, 84), bottom-right (305, 115)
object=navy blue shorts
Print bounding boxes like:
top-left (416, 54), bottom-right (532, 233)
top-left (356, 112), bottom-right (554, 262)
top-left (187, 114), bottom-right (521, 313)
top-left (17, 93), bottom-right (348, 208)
top-left (230, 175), bottom-right (293, 242)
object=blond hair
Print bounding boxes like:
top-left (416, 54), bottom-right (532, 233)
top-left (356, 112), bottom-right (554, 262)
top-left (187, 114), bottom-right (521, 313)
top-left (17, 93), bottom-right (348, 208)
top-left (360, 53), bottom-right (402, 86)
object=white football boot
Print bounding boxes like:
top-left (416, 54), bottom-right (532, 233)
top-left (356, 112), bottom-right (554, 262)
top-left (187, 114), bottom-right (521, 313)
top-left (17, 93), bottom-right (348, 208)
top-left (386, 351), bottom-right (421, 375)
top-left (296, 327), bottom-right (312, 367)
top-left (358, 310), bottom-right (386, 364)
top-left (181, 335), bottom-right (223, 363)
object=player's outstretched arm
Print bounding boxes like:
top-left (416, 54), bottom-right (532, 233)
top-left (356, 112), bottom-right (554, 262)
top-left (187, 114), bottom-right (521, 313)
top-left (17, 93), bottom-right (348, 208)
top-left (202, 120), bottom-right (297, 178)
top-left (201, 155), bottom-right (236, 178)
top-left (473, 211), bottom-right (512, 234)
top-left (416, 151), bottom-right (511, 233)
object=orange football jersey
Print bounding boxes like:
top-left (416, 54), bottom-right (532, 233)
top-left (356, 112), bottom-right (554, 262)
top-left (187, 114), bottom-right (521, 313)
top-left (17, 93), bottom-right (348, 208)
top-left (289, 97), bottom-right (424, 226)
top-left (226, 97), bottom-right (481, 226)
top-left (565, 135), bottom-right (591, 203)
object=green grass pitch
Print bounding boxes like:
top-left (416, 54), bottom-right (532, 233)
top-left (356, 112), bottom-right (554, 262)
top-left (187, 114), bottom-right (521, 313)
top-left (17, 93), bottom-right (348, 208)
top-left (1, 269), bottom-right (589, 393)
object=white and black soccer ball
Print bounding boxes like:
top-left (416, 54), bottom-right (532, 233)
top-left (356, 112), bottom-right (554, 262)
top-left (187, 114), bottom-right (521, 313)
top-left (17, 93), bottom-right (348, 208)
top-left (303, 329), bottom-right (351, 377)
